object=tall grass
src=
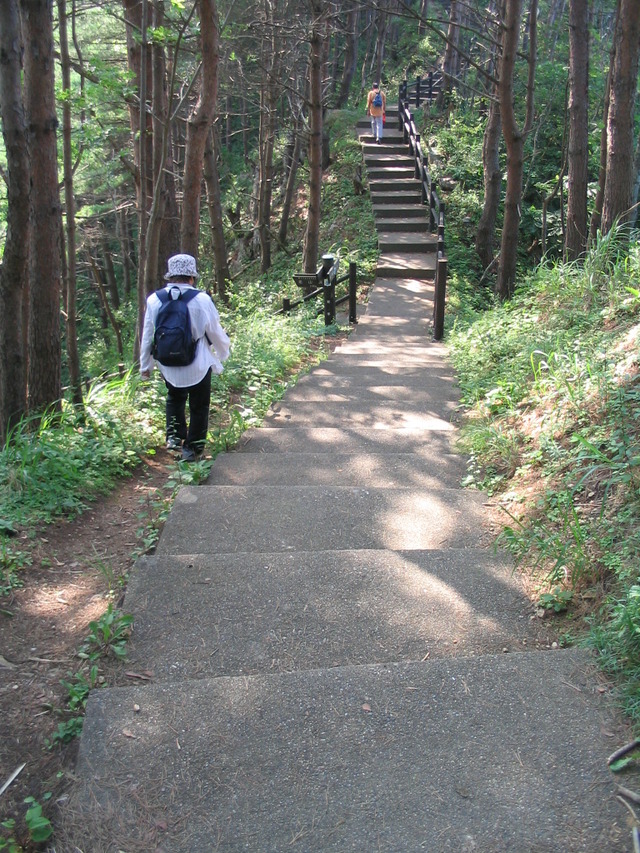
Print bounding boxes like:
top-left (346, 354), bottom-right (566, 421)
top-left (448, 228), bottom-right (640, 724)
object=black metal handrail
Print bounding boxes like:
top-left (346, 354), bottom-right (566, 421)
top-left (277, 255), bottom-right (358, 326)
top-left (398, 75), bottom-right (448, 341)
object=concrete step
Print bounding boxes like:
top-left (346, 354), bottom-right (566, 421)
top-left (156, 484), bottom-right (490, 555)
top-left (121, 548), bottom-right (534, 682)
top-left (378, 231), bottom-right (438, 253)
top-left (366, 166), bottom-right (415, 181)
top-left (363, 143), bottom-right (410, 157)
top-left (370, 177), bottom-right (421, 194)
top-left (66, 649), bottom-right (626, 852)
top-left (373, 202), bottom-right (429, 219)
top-left (365, 154), bottom-right (414, 169)
top-left (235, 426), bottom-right (459, 455)
top-left (206, 450), bottom-right (465, 488)
top-left (377, 252), bottom-right (436, 280)
top-left (371, 190), bottom-right (423, 205)
top-left (375, 217), bottom-right (430, 232)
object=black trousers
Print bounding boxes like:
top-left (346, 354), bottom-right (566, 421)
top-left (165, 368), bottom-right (212, 453)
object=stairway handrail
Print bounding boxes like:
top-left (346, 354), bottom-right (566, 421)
top-left (397, 86), bottom-right (448, 341)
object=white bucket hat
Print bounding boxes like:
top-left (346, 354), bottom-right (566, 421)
top-left (164, 253), bottom-right (199, 280)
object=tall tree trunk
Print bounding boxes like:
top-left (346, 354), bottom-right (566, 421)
top-left (496, 0), bottom-right (537, 299)
top-left (565, 0), bottom-right (589, 261)
top-left (600, 0), bottom-right (640, 235)
top-left (278, 113), bottom-right (304, 246)
top-left (303, 1), bottom-right (325, 273)
top-left (204, 129), bottom-right (230, 302)
top-left (57, 0), bottom-right (83, 407)
top-left (0, 0), bottom-right (30, 440)
top-left (475, 87), bottom-right (502, 270)
top-left (418, 0), bottom-right (429, 36)
top-left (23, 0), bottom-right (62, 414)
top-left (335, 5), bottom-right (358, 107)
top-left (181, 0), bottom-right (220, 257)
top-left (439, 0), bottom-right (460, 107)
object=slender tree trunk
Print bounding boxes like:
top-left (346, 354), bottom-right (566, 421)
top-left (335, 5), bottom-right (358, 107)
top-left (89, 256), bottom-right (124, 361)
top-left (278, 115), bottom-right (303, 246)
top-left (304, 1), bottom-right (325, 273)
top-left (496, 0), bottom-right (537, 299)
top-left (23, 0), bottom-right (62, 413)
top-left (565, 0), bottom-right (589, 261)
top-left (57, 0), bottom-right (83, 407)
top-left (204, 129), bottom-right (230, 301)
top-left (0, 0), bottom-right (30, 440)
top-left (475, 87), bottom-right (502, 270)
top-left (418, 0), bottom-right (429, 36)
top-left (439, 0), bottom-right (460, 107)
top-left (600, 0), bottom-right (640, 235)
top-left (181, 0), bottom-right (220, 257)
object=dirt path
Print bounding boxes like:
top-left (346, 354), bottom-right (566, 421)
top-left (0, 451), bottom-right (174, 850)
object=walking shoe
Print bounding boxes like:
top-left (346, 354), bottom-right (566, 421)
top-left (181, 446), bottom-right (197, 463)
top-left (166, 436), bottom-right (182, 450)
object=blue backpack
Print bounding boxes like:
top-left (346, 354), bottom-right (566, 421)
top-left (152, 287), bottom-right (200, 366)
top-left (373, 91), bottom-right (383, 107)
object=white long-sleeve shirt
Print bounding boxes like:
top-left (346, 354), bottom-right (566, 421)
top-left (140, 284), bottom-right (230, 388)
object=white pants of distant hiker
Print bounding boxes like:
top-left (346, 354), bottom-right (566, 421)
top-left (371, 115), bottom-right (383, 142)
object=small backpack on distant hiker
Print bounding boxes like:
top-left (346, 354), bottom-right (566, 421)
top-left (152, 287), bottom-right (200, 366)
top-left (372, 91), bottom-right (383, 108)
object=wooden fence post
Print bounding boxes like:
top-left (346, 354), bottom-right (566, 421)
top-left (433, 254), bottom-right (447, 341)
top-left (348, 262), bottom-right (357, 324)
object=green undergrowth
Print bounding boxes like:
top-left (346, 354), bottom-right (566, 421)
top-left (448, 225), bottom-right (640, 725)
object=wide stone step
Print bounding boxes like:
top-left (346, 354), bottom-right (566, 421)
top-left (235, 426), bottom-right (459, 455)
top-left (373, 202), bottom-right (429, 219)
top-left (371, 190), bottom-right (423, 205)
top-left (365, 154), bottom-right (414, 169)
top-left (261, 396), bottom-right (452, 429)
top-left (366, 166), bottom-right (415, 181)
top-left (121, 548), bottom-right (534, 682)
top-left (207, 448), bottom-right (465, 488)
top-left (377, 252), bottom-right (436, 280)
top-left (364, 143), bottom-right (410, 156)
top-left (66, 649), bottom-right (625, 852)
top-left (375, 216), bottom-right (429, 232)
top-left (370, 177), bottom-right (421, 193)
top-left (378, 231), bottom-right (438, 252)
top-left (156, 485), bottom-right (489, 555)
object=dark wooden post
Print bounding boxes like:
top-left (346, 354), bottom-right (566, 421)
top-left (416, 76), bottom-right (421, 107)
top-left (283, 297), bottom-right (291, 314)
top-left (414, 132), bottom-right (421, 179)
top-left (348, 261), bottom-right (357, 324)
top-left (433, 254), bottom-right (447, 341)
top-left (427, 71), bottom-right (434, 104)
top-left (322, 253), bottom-right (335, 325)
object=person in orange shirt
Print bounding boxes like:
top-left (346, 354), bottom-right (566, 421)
top-left (366, 82), bottom-right (386, 144)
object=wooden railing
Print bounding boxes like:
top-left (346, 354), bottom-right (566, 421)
top-left (398, 74), bottom-right (448, 341)
top-left (277, 254), bottom-right (358, 326)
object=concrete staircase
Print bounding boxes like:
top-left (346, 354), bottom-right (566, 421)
top-left (359, 106), bottom-right (437, 282)
top-left (60, 115), bottom-right (630, 853)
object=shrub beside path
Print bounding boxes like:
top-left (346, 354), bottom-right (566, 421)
top-left (62, 113), bottom-right (632, 852)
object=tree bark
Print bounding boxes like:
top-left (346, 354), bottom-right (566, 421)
top-left (204, 128), bottom-right (230, 301)
top-left (23, 0), bottom-right (62, 414)
top-left (57, 0), bottom-right (83, 407)
top-left (600, 0), bottom-right (640, 235)
top-left (303, 1), bottom-right (325, 273)
top-left (565, 0), bottom-right (589, 261)
top-left (181, 0), bottom-right (220, 257)
top-left (335, 4), bottom-right (359, 108)
top-left (496, 0), bottom-right (537, 299)
top-left (0, 0), bottom-right (30, 440)
top-left (475, 87), bottom-right (502, 270)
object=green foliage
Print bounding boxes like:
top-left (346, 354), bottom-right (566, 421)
top-left (538, 587), bottom-right (574, 613)
top-left (0, 372), bottom-right (164, 531)
top-left (449, 225), bottom-right (640, 723)
top-left (78, 603), bottom-right (133, 662)
top-left (22, 797), bottom-right (53, 844)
